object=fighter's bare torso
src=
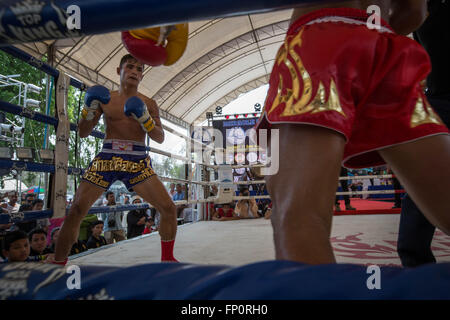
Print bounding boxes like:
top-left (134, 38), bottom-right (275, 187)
top-left (100, 91), bottom-right (159, 142)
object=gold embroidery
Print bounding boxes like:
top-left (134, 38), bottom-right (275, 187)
top-left (129, 168), bottom-right (155, 185)
top-left (410, 96), bottom-right (443, 128)
top-left (82, 171), bottom-right (109, 188)
top-left (87, 157), bottom-right (151, 173)
top-left (266, 27), bottom-right (345, 118)
top-left (311, 79), bottom-right (346, 117)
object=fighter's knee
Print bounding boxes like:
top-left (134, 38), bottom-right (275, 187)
top-left (68, 201), bottom-right (88, 218)
top-left (159, 201), bottom-right (176, 215)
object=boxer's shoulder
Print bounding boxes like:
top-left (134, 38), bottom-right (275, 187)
top-left (136, 93), bottom-right (157, 106)
top-left (137, 93), bottom-right (159, 114)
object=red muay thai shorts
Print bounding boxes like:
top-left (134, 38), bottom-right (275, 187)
top-left (256, 8), bottom-right (449, 169)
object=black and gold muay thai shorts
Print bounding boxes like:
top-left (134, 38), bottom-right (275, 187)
top-left (81, 139), bottom-right (156, 190)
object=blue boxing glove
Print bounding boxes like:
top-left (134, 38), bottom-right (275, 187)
top-left (82, 85), bottom-right (110, 121)
top-left (124, 96), bottom-right (155, 133)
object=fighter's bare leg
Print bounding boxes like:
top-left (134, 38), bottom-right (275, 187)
top-left (379, 135), bottom-right (450, 234)
top-left (265, 124), bottom-right (346, 264)
top-left (132, 175), bottom-right (178, 260)
top-left (54, 181), bottom-right (105, 262)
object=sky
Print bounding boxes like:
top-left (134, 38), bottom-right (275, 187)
top-left (217, 84), bottom-right (269, 117)
top-left (151, 84), bottom-right (269, 156)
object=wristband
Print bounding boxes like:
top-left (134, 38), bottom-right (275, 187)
top-left (142, 117), bottom-right (155, 132)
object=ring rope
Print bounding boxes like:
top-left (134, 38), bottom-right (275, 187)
top-left (0, 99), bottom-right (104, 139)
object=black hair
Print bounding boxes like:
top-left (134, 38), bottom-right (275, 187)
top-left (32, 199), bottom-right (44, 207)
top-left (28, 228), bottom-right (47, 241)
top-left (18, 203), bottom-right (33, 212)
top-left (25, 193), bottom-right (36, 200)
top-left (105, 191), bottom-right (114, 198)
top-left (119, 54), bottom-right (142, 69)
top-left (3, 230), bottom-right (28, 251)
top-left (90, 220), bottom-right (104, 229)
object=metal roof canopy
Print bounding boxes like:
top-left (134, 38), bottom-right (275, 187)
top-left (3, 2), bottom-right (296, 126)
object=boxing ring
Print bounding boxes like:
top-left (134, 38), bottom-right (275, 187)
top-left (1, 0), bottom-right (450, 300)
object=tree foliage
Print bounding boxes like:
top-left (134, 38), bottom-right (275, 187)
top-left (0, 50), bottom-right (182, 194)
top-left (0, 50), bottom-right (102, 191)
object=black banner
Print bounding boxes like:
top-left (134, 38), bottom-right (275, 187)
top-left (212, 117), bottom-right (264, 165)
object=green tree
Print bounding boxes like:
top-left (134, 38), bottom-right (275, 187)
top-left (0, 50), bottom-right (102, 190)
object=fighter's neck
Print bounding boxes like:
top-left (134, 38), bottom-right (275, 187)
top-left (118, 85), bottom-right (139, 97)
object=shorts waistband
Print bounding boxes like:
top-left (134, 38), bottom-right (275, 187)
top-left (101, 139), bottom-right (147, 155)
top-left (288, 7), bottom-right (393, 36)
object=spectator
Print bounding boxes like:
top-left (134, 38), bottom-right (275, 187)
top-left (234, 189), bottom-right (259, 219)
top-left (172, 184), bottom-right (184, 201)
top-left (264, 203), bottom-right (273, 220)
top-left (168, 183), bottom-right (176, 197)
top-left (127, 196), bottom-right (148, 239)
top-left (371, 172), bottom-right (382, 186)
top-left (28, 228), bottom-right (52, 256)
top-left (24, 193), bottom-right (36, 205)
top-left (172, 184), bottom-right (187, 218)
top-left (335, 167), bottom-right (356, 211)
top-left (86, 221), bottom-right (107, 249)
top-left (150, 208), bottom-right (160, 231)
top-left (32, 199), bottom-right (50, 233)
top-left (142, 217), bottom-right (155, 235)
top-left (1, 230), bottom-right (31, 262)
top-left (49, 227), bottom-right (60, 252)
top-left (389, 168), bottom-right (402, 209)
top-left (101, 191), bottom-right (126, 244)
top-left (70, 239), bottom-right (88, 256)
top-left (14, 203), bottom-right (36, 233)
top-left (212, 203), bottom-right (239, 221)
top-left (6, 191), bottom-right (20, 213)
top-left (79, 213), bottom-right (99, 243)
top-left (0, 194), bottom-right (8, 214)
top-left (53, 224), bottom-right (89, 256)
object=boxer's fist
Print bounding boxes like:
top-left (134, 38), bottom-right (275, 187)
top-left (82, 85), bottom-right (110, 121)
top-left (122, 24), bottom-right (188, 67)
top-left (124, 96), bottom-right (155, 133)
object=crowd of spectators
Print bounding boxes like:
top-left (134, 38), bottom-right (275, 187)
top-left (1, 166), bottom-right (402, 263)
top-left (0, 187), bottom-right (160, 263)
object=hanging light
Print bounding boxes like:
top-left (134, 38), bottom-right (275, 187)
top-left (38, 149), bottom-right (54, 164)
top-left (25, 99), bottom-right (40, 108)
top-left (0, 147), bottom-right (13, 160)
top-left (26, 84), bottom-right (42, 94)
top-left (16, 147), bottom-right (35, 161)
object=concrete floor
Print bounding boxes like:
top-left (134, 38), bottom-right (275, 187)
top-left (70, 214), bottom-right (450, 267)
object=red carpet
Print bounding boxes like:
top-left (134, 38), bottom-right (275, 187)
top-left (334, 198), bottom-right (401, 215)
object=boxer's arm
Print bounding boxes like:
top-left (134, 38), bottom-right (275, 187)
top-left (143, 97), bottom-right (165, 143)
top-left (390, 0), bottom-right (427, 35)
top-left (78, 107), bottom-right (103, 138)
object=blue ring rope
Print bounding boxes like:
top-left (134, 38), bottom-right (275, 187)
top-left (0, 99), bottom-right (104, 139)
top-left (0, 0), bottom-right (319, 46)
top-left (0, 203), bottom-right (152, 223)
